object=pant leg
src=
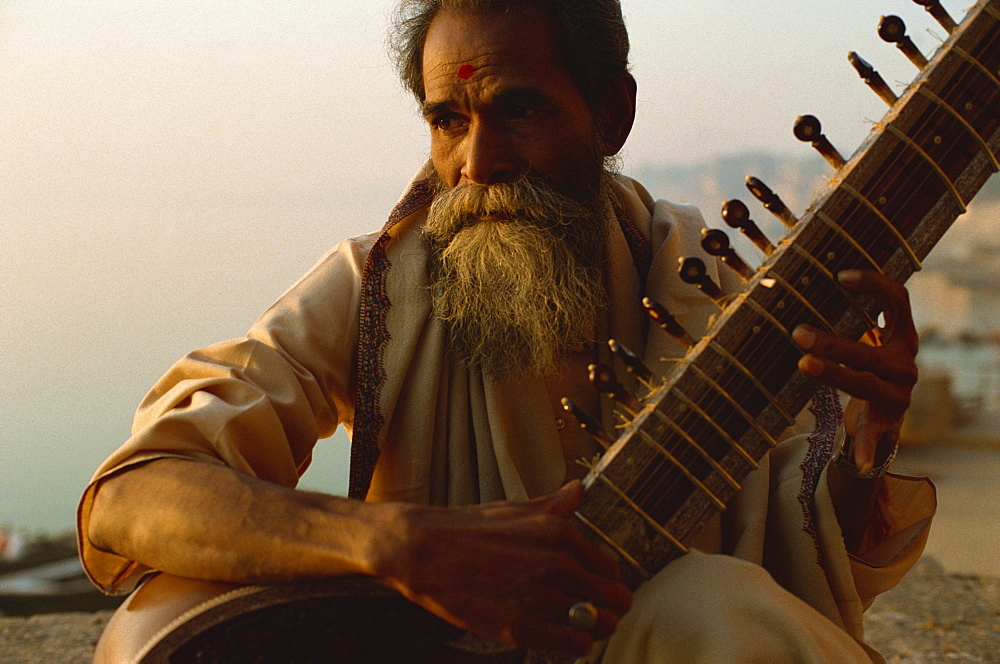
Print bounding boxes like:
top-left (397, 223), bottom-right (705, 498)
top-left (602, 551), bottom-right (874, 663)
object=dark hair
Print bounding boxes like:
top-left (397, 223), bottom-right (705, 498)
top-left (390, 0), bottom-right (630, 111)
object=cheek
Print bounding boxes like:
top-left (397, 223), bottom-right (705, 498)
top-left (430, 139), bottom-right (462, 187)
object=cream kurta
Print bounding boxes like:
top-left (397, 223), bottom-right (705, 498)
top-left (78, 166), bottom-right (935, 659)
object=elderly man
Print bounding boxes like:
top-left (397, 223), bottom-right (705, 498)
top-left (81, 0), bottom-right (934, 661)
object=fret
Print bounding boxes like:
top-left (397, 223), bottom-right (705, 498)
top-left (669, 386), bottom-right (760, 463)
top-left (707, 340), bottom-right (796, 427)
top-left (953, 45), bottom-right (1000, 90)
top-left (816, 189), bottom-right (903, 269)
top-left (593, 471), bottom-right (691, 552)
top-left (742, 293), bottom-right (791, 337)
top-left (886, 124), bottom-right (967, 211)
top-left (839, 182), bottom-right (923, 270)
top-left (765, 272), bottom-right (837, 334)
top-left (573, 509), bottom-right (653, 580)
top-left (788, 243), bottom-right (880, 332)
top-left (751, 272), bottom-right (826, 335)
top-left (605, 413), bottom-right (716, 529)
top-left (917, 88), bottom-right (1000, 169)
top-left (883, 57), bottom-right (995, 209)
top-left (728, 297), bottom-right (805, 403)
top-left (647, 409), bottom-right (745, 487)
top-left (633, 428), bottom-right (727, 509)
top-left (986, 3), bottom-right (1000, 21)
top-left (813, 212), bottom-right (884, 275)
top-left (649, 394), bottom-right (737, 474)
top-left (672, 365), bottom-right (780, 457)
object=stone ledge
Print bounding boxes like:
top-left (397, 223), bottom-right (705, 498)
top-left (0, 558), bottom-right (995, 663)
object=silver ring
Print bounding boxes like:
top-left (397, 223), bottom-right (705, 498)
top-left (567, 601), bottom-right (598, 631)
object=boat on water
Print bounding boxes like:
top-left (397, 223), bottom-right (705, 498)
top-left (0, 530), bottom-right (123, 616)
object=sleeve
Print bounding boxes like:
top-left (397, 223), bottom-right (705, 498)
top-left (843, 471), bottom-right (936, 607)
top-left (77, 233), bottom-right (377, 594)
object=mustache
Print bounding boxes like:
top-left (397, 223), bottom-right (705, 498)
top-left (424, 174), bottom-right (593, 242)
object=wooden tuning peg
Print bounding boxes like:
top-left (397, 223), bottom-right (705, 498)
top-left (678, 257), bottom-right (726, 307)
top-left (721, 199), bottom-right (775, 256)
top-left (701, 228), bottom-right (755, 281)
top-left (878, 15), bottom-right (928, 68)
top-left (848, 51), bottom-right (898, 106)
top-left (793, 115), bottom-right (846, 169)
top-left (608, 339), bottom-right (654, 385)
top-left (745, 176), bottom-right (798, 228)
top-left (641, 297), bottom-right (696, 349)
top-left (588, 363), bottom-right (641, 415)
top-left (561, 398), bottom-right (614, 449)
top-left (911, 0), bottom-right (957, 34)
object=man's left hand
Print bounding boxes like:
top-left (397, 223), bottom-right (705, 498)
top-left (792, 269), bottom-right (919, 472)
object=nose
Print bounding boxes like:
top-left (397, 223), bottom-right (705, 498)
top-left (460, 121), bottom-right (522, 186)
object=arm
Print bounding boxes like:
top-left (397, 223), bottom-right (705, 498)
top-left (87, 459), bottom-right (631, 656)
top-left (791, 269), bottom-right (919, 553)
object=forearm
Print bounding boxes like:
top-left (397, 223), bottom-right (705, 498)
top-left (86, 458), bottom-right (401, 584)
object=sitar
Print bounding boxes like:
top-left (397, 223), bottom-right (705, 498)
top-left (94, 1), bottom-right (999, 661)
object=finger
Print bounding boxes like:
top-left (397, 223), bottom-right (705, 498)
top-left (792, 325), bottom-right (917, 386)
top-left (544, 480), bottom-right (584, 517)
top-left (549, 565), bottom-right (633, 617)
top-left (516, 622), bottom-right (595, 657)
top-left (837, 270), bottom-right (919, 352)
top-left (798, 353), bottom-right (912, 411)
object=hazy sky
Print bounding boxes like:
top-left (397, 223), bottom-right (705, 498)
top-left (0, 0), bottom-right (975, 533)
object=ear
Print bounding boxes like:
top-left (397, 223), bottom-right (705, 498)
top-left (597, 72), bottom-right (637, 156)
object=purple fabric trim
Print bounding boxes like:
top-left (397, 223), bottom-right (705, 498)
top-left (349, 179), bottom-right (434, 500)
top-left (797, 386), bottom-right (843, 546)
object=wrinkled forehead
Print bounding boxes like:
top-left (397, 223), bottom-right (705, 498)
top-left (421, 6), bottom-right (573, 98)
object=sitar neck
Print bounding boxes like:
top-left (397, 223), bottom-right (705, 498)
top-left (574, 0), bottom-right (1000, 590)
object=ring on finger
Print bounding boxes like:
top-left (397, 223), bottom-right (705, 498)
top-left (567, 601), bottom-right (598, 631)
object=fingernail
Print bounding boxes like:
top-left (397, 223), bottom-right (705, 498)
top-left (838, 270), bottom-right (862, 285)
top-left (792, 326), bottom-right (815, 349)
top-left (798, 355), bottom-right (822, 376)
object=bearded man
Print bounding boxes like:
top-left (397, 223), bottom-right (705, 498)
top-left (81, 1), bottom-right (935, 661)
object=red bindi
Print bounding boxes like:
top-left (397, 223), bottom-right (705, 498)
top-left (457, 64), bottom-right (476, 79)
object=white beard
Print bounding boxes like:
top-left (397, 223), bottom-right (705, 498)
top-left (424, 174), bottom-right (610, 379)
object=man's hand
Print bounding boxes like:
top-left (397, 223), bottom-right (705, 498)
top-left (792, 269), bottom-right (919, 471)
top-left (373, 481), bottom-right (633, 656)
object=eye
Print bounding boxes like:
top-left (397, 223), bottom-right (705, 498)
top-left (507, 105), bottom-right (536, 121)
top-left (430, 113), bottom-right (467, 133)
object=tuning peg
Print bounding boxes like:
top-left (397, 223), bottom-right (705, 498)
top-left (878, 15), bottom-right (928, 68)
top-left (588, 363), bottom-right (641, 415)
top-left (721, 199), bottom-right (775, 256)
top-left (641, 297), bottom-right (696, 349)
top-left (678, 257), bottom-right (726, 307)
top-left (911, 0), bottom-right (957, 34)
top-left (608, 339), bottom-right (654, 385)
top-left (848, 51), bottom-right (899, 106)
top-left (745, 177), bottom-right (798, 228)
top-left (793, 115), bottom-right (846, 169)
top-left (561, 398), bottom-right (614, 449)
top-left (700, 228), bottom-right (755, 281)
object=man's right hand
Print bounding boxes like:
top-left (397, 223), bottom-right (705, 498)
top-left (374, 480), bottom-right (633, 656)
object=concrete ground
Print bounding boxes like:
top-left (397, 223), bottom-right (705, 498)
top-left (0, 556), bottom-right (996, 663)
top-left (1, 443), bottom-right (996, 662)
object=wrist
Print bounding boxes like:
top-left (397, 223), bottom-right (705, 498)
top-left (831, 427), bottom-right (897, 480)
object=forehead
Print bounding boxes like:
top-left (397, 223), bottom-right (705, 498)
top-left (421, 5), bottom-right (583, 104)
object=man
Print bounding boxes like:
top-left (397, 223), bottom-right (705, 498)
top-left (81, 1), bottom-right (935, 661)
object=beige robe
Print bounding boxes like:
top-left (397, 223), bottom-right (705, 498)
top-left (77, 165), bottom-right (935, 659)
